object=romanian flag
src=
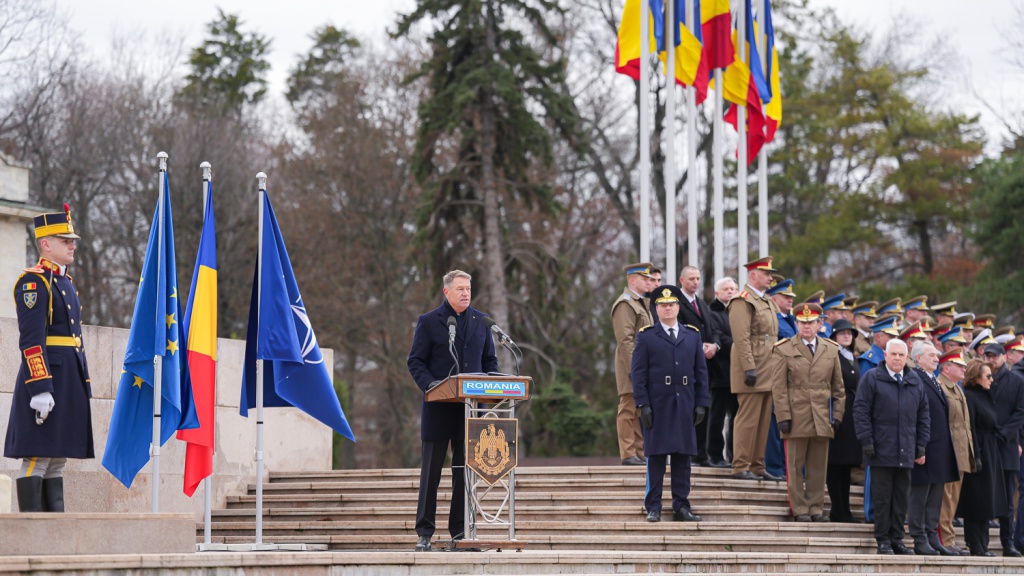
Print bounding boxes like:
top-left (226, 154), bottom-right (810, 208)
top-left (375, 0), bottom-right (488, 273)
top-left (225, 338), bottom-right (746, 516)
top-left (658, 0), bottom-right (708, 103)
top-left (176, 181), bottom-right (217, 497)
top-left (615, 0), bottom-right (661, 80)
top-left (700, 0), bottom-right (732, 71)
top-left (723, 0), bottom-right (771, 165)
top-left (763, 0), bottom-right (782, 142)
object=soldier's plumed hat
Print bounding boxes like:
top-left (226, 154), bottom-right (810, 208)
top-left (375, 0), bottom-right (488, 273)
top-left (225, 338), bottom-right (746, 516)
top-left (624, 262), bottom-right (654, 277)
top-left (939, 350), bottom-right (967, 367)
top-left (871, 316), bottom-right (901, 336)
top-left (34, 203), bottom-right (80, 240)
top-left (902, 295), bottom-right (928, 311)
top-left (794, 303), bottom-right (823, 323)
top-left (743, 255), bottom-right (777, 273)
top-left (821, 293), bottom-right (848, 311)
top-left (853, 300), bottom-right (879, 318)
top-left (767, 278), bottom-right (796, 297)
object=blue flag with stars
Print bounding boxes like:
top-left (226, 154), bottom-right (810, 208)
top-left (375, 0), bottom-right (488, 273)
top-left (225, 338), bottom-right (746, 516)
top-left (240, 190), bottom-right (355, 443)
top-left (103, 174), bottom-right (199, 488)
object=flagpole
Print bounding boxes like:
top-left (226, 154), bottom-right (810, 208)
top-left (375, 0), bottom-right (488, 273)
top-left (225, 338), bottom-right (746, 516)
top-left (757, 0), bottom-right (769, 257)
top-left (639, 0), bottom-right (651, 263)
top-left (685, 0), bottom-right (698, 272)
top-left (713, 69), bottom-right (724, 283)
top-left (152, 151), bottom-right (167, 513)
top-left (665, 0), bottom-right (676, 280)
top-left (736, 3), bottom-right (748, 285)
top-left (200, 160), bottom-right (213, 546)
top-left (255, 171), bottom-right (267, 545)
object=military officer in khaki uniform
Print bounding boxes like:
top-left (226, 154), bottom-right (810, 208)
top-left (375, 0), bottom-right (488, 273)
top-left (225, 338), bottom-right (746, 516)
top-left (612, 262), bottom-right (658, 465)
top-left (770, 303), bottom-right (845, 521)
top-left (936, 351), bottom-right (974, 555)
top-left (729, 256), bottom-right (781, 480)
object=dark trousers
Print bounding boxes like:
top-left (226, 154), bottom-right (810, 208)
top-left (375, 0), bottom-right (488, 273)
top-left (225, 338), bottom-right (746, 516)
top-left (871, 466), bottom-right (911, 544)
top-left (1015, 454), bottom-right (1024, 546)
top-left (708, 388), bottom-right (737, 463)
top-left (908, 482), bottom-right (944, 547)
top-left (695, 417), bottom-right (708, 463)
top-left (1001, 469), bottom-right (1018, 546)
top-left (764, 411), bottom-right (786, 477)
top-left (826, 465), bottom-right (854, 522)
top-left (415, 438), bottom-right (465, 538)
top-left (965, 517), bottom-right (992, 553)
top-left (644, 453), bottom-right (693, 514)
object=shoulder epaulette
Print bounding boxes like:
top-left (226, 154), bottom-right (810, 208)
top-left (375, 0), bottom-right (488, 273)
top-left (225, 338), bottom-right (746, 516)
top-left (738, 290), bottom-right (749, 299)
top-left (684, 324), bottom-right (699, 333)
top-left (775, 337), bottom-right (790, 347)
top-left (822, 337), bottom-right (838, 346)
top-left (638, 324), bottom-right (653, 333)
top-left (23, 264), bottom-right (45, 274)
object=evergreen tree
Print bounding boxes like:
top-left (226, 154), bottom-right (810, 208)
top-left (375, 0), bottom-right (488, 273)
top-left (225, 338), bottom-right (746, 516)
top-left (394, 0), bottom-right (583, 336)
top-left (178, 9), bottom-right (271, 112)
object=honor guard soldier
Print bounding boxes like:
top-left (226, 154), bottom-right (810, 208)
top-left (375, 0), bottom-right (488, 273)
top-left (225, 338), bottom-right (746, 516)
top-left (4, 205), bottom-right (94, 512)
top-left (819, 294), bottom-right (848, 338)
top-left (632, 285), bottom-right (709, 522)
top-left (931, 302), bottom-right (957, 326)
top-left (769, 303), bottom-right (845, 522)
top-left (728, 256), bottom-right (782, 481)
top-left (767, 278), bottom-right (796, 340)
top-left (611, 262), bottom-right (657, 465)
top-left (853, 301), bottom-right (879, 356)
top-left (902, 296), bottom-right (929, 327)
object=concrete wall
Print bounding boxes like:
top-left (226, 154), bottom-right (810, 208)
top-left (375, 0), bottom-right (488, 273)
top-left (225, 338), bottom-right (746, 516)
top-left (0, 155), bottom-right (33, 319)
top-left (0, 317), bottom-right (334, 517)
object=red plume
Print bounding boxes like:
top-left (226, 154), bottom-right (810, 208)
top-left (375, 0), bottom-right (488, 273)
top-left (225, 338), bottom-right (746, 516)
top-left (63, 203), bottom-right (70, 213)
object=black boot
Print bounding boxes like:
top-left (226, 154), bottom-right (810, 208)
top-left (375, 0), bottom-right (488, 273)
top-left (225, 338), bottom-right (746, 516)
top-left (16, 477), bottom-right (43, 512)
top-left (42, 477), bottom-right (64, 512)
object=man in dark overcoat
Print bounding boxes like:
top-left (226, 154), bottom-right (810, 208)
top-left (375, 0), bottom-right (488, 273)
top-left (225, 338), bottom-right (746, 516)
top-left (5, 205), bottom-right (93, 513)
top-left (853, 338), bottom-right (930, 555)
top-left (677, 265), bottom-right (720, 467)
top-left (981, 342), bottom-right (1024, 557)
top-left (407, 269), bottom-right (498, 552)
top-left (707, 276), bottom-right (737, 466)
top-left (907, 342), bottom-right (959, 556)
top-left (632, 285), bottom-right (710, 522)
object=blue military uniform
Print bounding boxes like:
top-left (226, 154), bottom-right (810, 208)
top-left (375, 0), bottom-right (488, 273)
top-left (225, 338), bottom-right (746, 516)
top-left (632, 286), bottom-right (710, 519)
top-left (5, 206), bottom-right (93, 514)
top-left (765, 279), bottom-right (797, 477)
top-left (819, 294), bottom-right (848, 339)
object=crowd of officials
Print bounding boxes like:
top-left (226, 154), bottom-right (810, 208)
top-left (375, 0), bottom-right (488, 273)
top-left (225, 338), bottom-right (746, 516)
top-left (613, 256), bottom-right (1024, 557)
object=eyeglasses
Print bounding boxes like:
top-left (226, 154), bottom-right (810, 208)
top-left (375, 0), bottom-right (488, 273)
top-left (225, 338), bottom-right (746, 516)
top-left (983, 374), bottom-right (995, 380)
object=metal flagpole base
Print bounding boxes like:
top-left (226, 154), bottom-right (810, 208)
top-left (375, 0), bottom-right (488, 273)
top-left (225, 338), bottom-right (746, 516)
top-left (197, 543), bottom-right (328, 552)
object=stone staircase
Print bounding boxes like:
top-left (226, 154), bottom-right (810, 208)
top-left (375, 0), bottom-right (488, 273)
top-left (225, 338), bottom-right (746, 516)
top-left (205, 465), bottom-right (1003, 560)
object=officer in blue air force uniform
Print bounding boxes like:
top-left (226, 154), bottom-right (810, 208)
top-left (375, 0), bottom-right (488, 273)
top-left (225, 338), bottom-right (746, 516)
top-left (768, 278), bottom-right (797, 340)
top-left (632, 285), bottom-right (710, 522)
top-left (4, 204), bottom-right (93, 513)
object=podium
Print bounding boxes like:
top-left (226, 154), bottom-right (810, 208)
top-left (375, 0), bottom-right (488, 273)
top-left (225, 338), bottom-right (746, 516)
top-left (425, 373), bottom-right (531, 550)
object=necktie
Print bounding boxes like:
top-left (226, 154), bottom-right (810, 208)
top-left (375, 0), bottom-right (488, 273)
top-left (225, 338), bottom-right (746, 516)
top-left (895, 373), bottom-right (902, 385)
top-left (806, 342), bottom-right (815, 356)
top-left (692, 298), bottom-right (702, 318)
top-left (669, 327), bottom-right (676, 340)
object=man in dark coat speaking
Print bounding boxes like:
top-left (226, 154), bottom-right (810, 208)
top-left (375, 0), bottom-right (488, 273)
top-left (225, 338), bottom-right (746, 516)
top-left (408, 270), bottom-right (498, 552)
top-left (632, 284), bottom-right (710, 523)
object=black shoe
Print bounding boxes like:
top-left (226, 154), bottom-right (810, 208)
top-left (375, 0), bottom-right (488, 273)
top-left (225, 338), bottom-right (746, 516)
top-left (793, 514), bottom-right (812, 522)
top-left (810, 514), bottom-right (829, 523)
top-left (621, 456), bottom-right (645, 466)
top-left (953, 517), bottom-right (963, 527)
top-left (708, 460), bottom-right (731, 468)
top-left (891, 542), bottom-right (913, 555)
top-left (988, 519), bottom-right (999, 529)
top-left (1004, 545), bottom-right (1023, 557)
top-left (760, 471), bottom-right (784, 482)
top-left (672, 508), bottom-right (702, 522)
top-left (414, 536), bottom-right (432, 552)
top-left (877, 542), bottom-right (894, 555)
top-left (971, 549), bottom-right (995, 557)
top-left (693, 458), bottom-right (711, 467)
top-left (930, 542), bottom-right (956, 556)
top-left (646, 509), bottom-right (661, 522)
top-left (949, 545), bottom-right (971, 556)
top-left (913, 544), bottom-right (938, 556)
top-left (731, 471), bottom-right (760, 480)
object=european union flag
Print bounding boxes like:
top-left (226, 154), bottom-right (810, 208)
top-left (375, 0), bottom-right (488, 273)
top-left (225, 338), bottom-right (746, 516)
top-left (103, 173), bottom-right (198, 488)
top-left (240, 190), bottom-right (355, 443)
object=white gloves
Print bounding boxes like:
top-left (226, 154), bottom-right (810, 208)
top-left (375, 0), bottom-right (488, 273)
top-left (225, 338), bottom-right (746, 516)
top-left (30, 392), bottom-right (55, 419)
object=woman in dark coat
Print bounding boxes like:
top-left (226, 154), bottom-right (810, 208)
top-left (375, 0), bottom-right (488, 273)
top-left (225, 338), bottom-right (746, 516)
top-left (958, 359), bottom-right (1007, 556)
top-left (826, 320), bottom-right (862, 522)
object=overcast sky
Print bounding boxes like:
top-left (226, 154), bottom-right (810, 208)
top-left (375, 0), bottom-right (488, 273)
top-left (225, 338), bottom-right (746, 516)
top-left (54, 0), bottom-right (1024, 152)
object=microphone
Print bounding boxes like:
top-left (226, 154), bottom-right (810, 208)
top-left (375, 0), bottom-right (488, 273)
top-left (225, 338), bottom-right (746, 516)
top-left (482, 317), bottom-right (516, 347)
top-left (447, 316), bottom-right (457, 343)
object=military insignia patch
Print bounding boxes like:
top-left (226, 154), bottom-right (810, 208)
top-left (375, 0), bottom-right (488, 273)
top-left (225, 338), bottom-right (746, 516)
top-left (23, 345), bottom-right (50, 382)
top-left (23, 282), bottom-right (37, 291)
top-left (23, 292), bottom-right (37, 309)
top-left (467, 418), bottom-right (517, 486)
